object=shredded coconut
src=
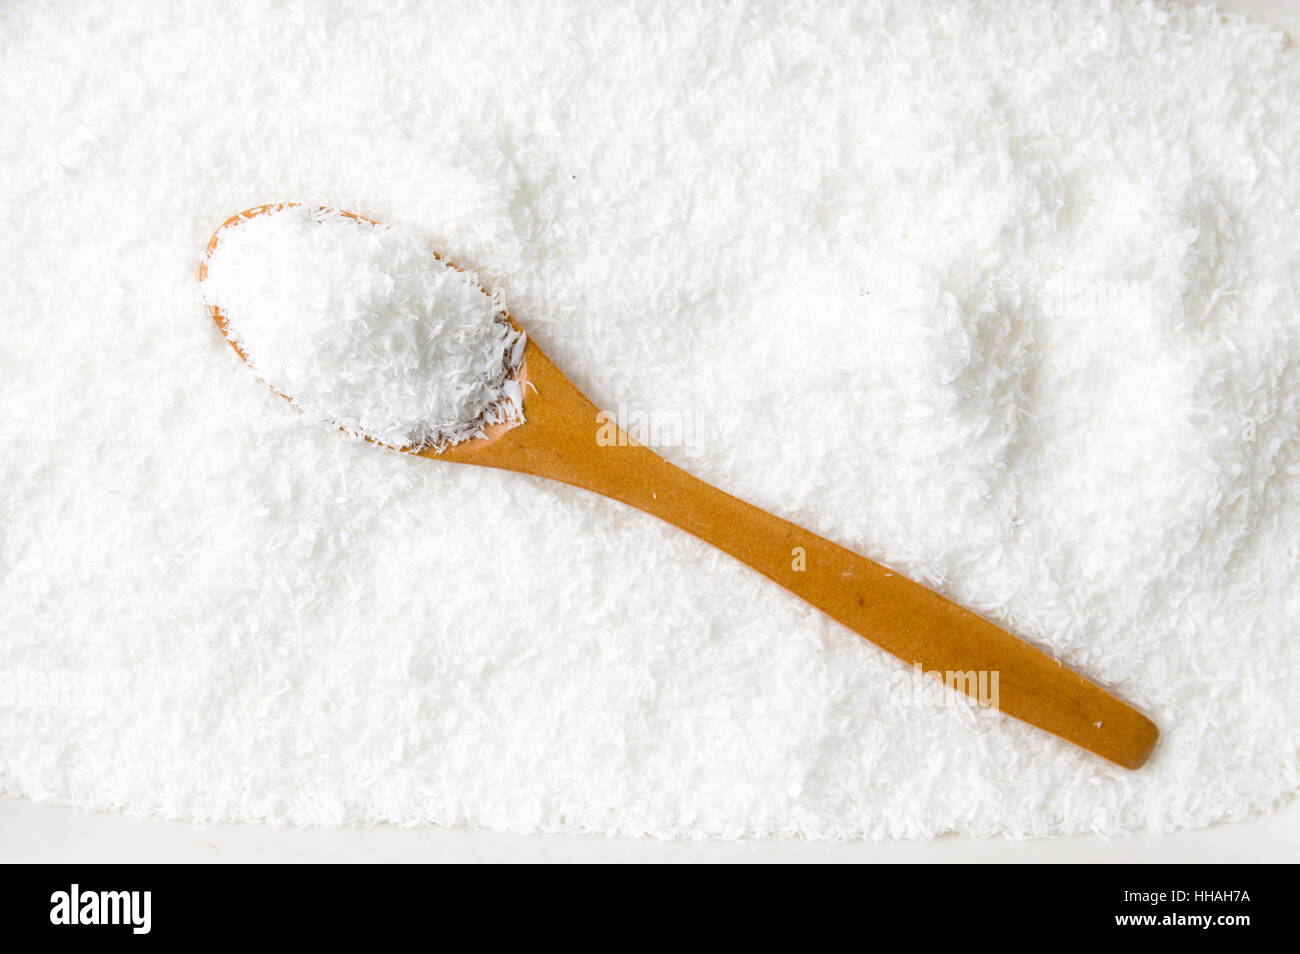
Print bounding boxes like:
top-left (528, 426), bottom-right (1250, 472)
top-left (201, 206), bottom-right (524, 450)
top-left (1, 0), bottom-right (1298, 841)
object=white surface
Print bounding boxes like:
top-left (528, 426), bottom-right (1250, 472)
top-left (1, 795), bottom-right (1295, 862)
top-left (2, 0), bottom-right (1297, 861)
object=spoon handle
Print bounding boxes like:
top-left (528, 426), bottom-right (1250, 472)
top-left (438, 339), bottom-right (1159, 769)
top-left (568, 440), bottom-right (1158, 768)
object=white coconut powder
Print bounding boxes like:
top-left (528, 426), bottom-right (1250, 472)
top-left (201, 206), bottom-right (524, 450)
top-left (1, 0), bottom-right (1298, 841)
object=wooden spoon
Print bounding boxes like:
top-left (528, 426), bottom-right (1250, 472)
top-left (202, 205), bottom-right (1159, 770)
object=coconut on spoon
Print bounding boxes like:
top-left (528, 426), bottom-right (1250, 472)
top-left (200, 203), bottom-right (1159, 769)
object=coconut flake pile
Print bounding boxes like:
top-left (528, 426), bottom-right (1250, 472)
top-left (201, 206), bottom-right (524, 450)
top-left (1, 0), bottom-right (1298, 841)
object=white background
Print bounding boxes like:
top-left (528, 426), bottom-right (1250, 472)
top-left (2, 0), bottom-right (1296, 863)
